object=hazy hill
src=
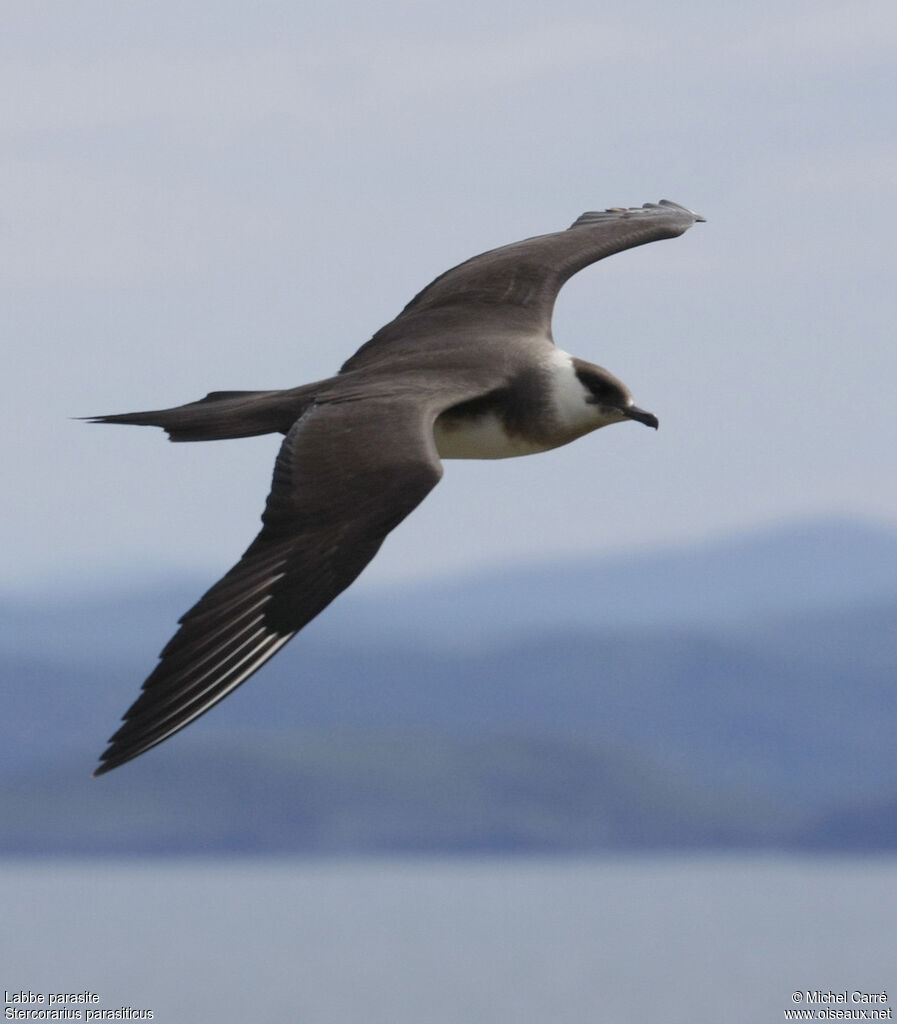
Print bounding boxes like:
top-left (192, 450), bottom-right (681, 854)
top-left (3, 517), bottom-right (895, 854)
top-left (6, 516), bottom-right (897, 657)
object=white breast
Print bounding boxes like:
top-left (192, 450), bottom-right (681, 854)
top-left (433, 411), bottom-right (553, 460)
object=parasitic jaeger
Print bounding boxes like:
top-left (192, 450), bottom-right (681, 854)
top-left (90, 199), bottom-right (705, 775)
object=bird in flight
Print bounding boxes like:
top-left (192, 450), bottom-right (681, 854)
top-left (90, 199), bottom-right (704, 775)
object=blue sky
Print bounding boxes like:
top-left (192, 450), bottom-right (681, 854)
top-left (5, 0), bottom-right (896, 593)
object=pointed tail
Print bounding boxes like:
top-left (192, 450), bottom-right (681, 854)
top-left (83, 388), bottom-right (313, 442)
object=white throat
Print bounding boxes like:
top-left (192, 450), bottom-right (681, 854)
top-left (545, 348), bottom-right (600, 435)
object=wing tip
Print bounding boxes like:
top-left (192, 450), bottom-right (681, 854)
top-left (93, 736), bottom-right (161, 776)
top-left (92, 755), bottom-right (120, 777)
top-left (93, 630), bottom-right (296, 776)
top-left (570, 199), bottom-right (706, 230)
top-left (93, 737), bottom-right (141, 776)
top-left (658, 198), bottom-right (706, 222)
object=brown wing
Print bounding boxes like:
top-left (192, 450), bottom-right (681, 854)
top-left (342, 200), bottom-right (704, 373)
top-left (94, 394), bottom-right (446, 775)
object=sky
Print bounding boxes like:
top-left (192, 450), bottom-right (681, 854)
top-left (4, 0), bottom-right (897, 594)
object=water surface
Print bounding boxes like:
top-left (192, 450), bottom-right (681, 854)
top-left (2, 856), bottom-right (893, 1023)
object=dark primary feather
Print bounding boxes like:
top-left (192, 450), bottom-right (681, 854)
top-left (94, 395), bottom-right (450, 774)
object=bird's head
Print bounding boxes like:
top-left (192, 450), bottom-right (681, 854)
top-left (571, 358), bottom-right (659, 430)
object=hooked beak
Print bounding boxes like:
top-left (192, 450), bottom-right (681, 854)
top-left (624, 405), bottom-right (659, 430)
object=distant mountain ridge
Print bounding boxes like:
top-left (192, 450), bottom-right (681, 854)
top-left (3, 517), bottom-right (896, 855)
top-left (353, 516), bottom-right (897, 643)
top-left (5, 516), bottom-right (897, 659)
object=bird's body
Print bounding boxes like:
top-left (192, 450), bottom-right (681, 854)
top-left (90, 199), bottom-right (704, 775)
top-left (433, 349), bottom-right (626, 459)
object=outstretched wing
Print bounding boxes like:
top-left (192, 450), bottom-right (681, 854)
top-left (342, 200), bottom-right (704, 373)
top-left (95, 394), bottom-right (445, 775)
